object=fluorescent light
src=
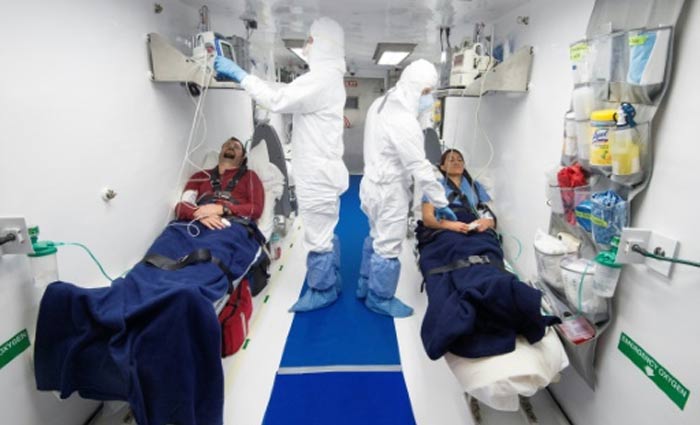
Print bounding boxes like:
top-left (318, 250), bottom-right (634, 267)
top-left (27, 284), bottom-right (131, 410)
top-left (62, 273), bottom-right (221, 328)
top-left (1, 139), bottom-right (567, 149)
top-left (289, 47), bottom-right (307, 62)
top-left (372, 42), bottom-right (416, 66)
top-left (377, 51), bottom-right (411, 66)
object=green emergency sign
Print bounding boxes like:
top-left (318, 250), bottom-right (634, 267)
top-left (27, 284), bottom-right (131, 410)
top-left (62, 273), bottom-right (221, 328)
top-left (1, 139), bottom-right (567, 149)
top-left (0, 329), bottom-right (31, 370)
top-left (618, 332), bottom-right (690, 410)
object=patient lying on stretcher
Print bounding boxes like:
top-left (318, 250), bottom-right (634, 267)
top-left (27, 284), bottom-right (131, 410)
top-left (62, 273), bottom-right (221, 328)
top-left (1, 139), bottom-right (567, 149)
top-left (417, 148), bottom-right (562, 359)
top-left (33, 137), bottom-right (267, 425)
top-left (175, 136), bottom-right (265, 227)
top-left (416, 149), bottom-right (567, 411)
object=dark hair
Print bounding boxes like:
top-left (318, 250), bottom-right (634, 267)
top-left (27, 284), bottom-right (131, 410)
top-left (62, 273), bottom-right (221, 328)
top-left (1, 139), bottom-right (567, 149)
top-left (439, 149), bottom-right (464, 166)
top-left (223, 137), bottom-right (248, 167)
top-left (226, 137), bottom-right (246, 155)
top-left (439, 148), bottom-right (474, 187)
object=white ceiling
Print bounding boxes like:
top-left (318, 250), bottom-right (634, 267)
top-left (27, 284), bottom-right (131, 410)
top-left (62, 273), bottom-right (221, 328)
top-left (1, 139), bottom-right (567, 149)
top-left (178, 0), bottom-right (530, 75)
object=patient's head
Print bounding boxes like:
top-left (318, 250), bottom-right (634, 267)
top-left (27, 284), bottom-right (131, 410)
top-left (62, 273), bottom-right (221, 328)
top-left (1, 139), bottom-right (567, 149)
top-left (440, 149), bottom-right (465, 177)
top-left (219, 137), bottom-right (246, 169)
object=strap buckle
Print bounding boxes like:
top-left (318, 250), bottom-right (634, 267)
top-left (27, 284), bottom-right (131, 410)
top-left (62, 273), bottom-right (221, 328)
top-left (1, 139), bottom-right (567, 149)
top-left (468, 255), bottom-right (489, 265)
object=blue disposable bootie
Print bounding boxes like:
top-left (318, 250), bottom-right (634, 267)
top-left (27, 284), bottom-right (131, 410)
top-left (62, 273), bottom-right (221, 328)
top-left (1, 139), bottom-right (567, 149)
top-left (289, 251), bottom-right (339, 312)
top-left (356, 236), bottom-right (374, 299)
top-left (364, 253), bottom-right (413, 318)
top-left (365, 291), bottom-right (413, 318)
top-left (333, 234), bottom-right (342, 294)
top-left (289, 287), bottom-right (338, 312)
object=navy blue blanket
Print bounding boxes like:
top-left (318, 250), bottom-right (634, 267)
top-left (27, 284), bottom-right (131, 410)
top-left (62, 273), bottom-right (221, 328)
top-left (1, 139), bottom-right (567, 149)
top-left (34, 221), bottom-right (263, 425)
top-left (417, 208), bottom-right (559, 360)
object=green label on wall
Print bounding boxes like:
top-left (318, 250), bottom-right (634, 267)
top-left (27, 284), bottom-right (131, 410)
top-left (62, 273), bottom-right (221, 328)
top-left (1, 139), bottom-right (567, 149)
top-left (0, 329), bottom-right (31, 370)
top-left (570, 42), bottom-right (589, 62)
top-left (629, 34), bottom-right (650, 46)
top-left (618, 332), bottom-right (690, 410)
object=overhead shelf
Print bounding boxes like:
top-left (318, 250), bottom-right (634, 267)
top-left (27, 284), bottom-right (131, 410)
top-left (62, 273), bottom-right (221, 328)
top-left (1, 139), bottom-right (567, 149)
top-left (435, 46), bottom-right (534, 97)
top-left (146, 33), bottom-right (242, 89)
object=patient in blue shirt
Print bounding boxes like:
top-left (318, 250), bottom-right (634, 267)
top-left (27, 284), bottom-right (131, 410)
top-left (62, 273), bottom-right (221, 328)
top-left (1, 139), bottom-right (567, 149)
top-left (422, 149), bottom-right (495, 233)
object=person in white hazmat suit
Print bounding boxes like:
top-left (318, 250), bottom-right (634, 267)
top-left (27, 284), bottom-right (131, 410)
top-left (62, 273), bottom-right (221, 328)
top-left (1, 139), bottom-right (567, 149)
top-left (358, 59), bottom-right (457, 318)
top-left (215, 17), bottom-right (349, 312)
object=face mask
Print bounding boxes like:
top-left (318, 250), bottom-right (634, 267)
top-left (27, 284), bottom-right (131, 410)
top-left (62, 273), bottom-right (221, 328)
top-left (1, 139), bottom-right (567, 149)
top-left (418, 94), bottom-right (434, 114)
top-left (302, 41), bottom-right (313, 61)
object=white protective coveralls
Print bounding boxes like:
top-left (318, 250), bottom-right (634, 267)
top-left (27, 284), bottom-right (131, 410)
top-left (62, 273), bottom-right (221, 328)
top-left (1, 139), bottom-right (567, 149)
top-left (360, 60), bottom-right (449, 258)
top-left (241, 18), bottom-right (349, 254)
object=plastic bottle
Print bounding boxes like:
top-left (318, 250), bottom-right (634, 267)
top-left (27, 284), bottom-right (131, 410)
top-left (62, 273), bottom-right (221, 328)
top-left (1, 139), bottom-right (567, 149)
top-left (269, 233), bottom-right (282, 261)
top-left (27, 226), bottom-right (59, 288)
top-left (593, 250), bottom-right (622, 297)
top-left (611, 103), bottom-right (643, 185)
top-left (562, 112), bottom-right (577, 164)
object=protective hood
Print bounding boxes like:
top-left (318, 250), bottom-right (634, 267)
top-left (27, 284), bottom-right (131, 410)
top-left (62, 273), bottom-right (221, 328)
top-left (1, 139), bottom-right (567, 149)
top-left (394, 59), bottom-right (438, 115)
top-left (307, 17), bottom-right (347, 75)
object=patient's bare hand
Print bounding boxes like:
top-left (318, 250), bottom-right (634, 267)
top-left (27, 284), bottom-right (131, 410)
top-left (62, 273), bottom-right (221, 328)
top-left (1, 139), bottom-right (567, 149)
top-left (444, 221), bottom-right (470, 233)
top-left (199, 215), bottom-right (226, 230)
top-left (474, 218), bottom-right (495, 232)
top-left (194, 204), bottom-right (224, 219)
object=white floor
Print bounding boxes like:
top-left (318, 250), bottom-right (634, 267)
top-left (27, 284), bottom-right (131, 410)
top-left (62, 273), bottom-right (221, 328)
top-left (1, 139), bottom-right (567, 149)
top-left (92, 222), bottom-right (572, 425)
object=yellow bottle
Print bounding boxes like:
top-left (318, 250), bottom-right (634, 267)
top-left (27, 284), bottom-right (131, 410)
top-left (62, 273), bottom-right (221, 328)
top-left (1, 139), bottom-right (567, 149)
top-left (589, 109), bottom-right (616, 171)
top-left (610, 103), bottom-right (643, 185)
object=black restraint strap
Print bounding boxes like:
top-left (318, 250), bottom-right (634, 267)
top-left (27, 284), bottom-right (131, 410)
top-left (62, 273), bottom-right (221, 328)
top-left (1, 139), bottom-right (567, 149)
top-left (210, 165), bottom-right (248, 193)
top-left (142, 248), bottom-right (236, 294)
top-left (427, 255), bottom-right (491, 275)
top-left (444, 172), bottom-right (498, 229)
top-left (222, 216), bottom-right (266, 248)
top-left (200, 165), bottom-right (249, 205)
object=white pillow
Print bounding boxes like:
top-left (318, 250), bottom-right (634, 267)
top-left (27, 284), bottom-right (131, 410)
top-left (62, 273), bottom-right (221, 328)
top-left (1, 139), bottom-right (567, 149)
top-left (247, 141), bottom-right (286, 239)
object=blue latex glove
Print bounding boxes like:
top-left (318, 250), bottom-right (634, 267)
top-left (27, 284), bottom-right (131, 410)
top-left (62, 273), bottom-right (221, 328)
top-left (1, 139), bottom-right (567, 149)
top-left (214, 56), bottom-right (248, 83)
top-left (435, 207), bottom-right (458, 222)
top-left (627, 31), bottom-right (656, 85)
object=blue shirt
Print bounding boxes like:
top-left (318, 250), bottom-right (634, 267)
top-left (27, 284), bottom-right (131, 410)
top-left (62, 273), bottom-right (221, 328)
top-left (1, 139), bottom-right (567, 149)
top-left (423, 176), bottom-right (491, 208)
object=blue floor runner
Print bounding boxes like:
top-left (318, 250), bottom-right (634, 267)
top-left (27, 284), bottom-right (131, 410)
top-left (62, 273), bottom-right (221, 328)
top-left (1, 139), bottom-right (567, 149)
top-left (264, 372), bottom-right (415, 425)
top-left (263, 175), bottom-right (416, 425)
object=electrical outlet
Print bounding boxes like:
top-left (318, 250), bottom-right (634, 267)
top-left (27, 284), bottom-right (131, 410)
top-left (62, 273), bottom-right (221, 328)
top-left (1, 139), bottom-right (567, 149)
top-left (615, 227), bottom-right (651, 264)
top-left (645, 233), bottom-right (679, 277)
top-left (0, 217), bottom-right (33, 255)
top-left (615, 227), bottom-right (680, 278)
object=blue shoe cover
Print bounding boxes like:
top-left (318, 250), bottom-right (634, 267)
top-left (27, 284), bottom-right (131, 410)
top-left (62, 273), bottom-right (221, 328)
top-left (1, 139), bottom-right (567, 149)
top-left (364, 253), bottom-right (413, 317)
top-left (332, 235), bottom-right (342, 293)
top-left (306, 251), bottom-right (337, 291)
top-left (356, 277), bottom-right (368, 300)
top-left (365, 291), bottom-right (413, 318)
top-left (289, 287), bottom-right (338, 312)
top-left (356, 236), bottom-right (373, 299)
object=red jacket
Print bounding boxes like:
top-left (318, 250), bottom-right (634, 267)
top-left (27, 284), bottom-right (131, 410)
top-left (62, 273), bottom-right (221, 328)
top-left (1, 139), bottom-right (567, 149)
top-left (175, 167), bottom-right (265, 221)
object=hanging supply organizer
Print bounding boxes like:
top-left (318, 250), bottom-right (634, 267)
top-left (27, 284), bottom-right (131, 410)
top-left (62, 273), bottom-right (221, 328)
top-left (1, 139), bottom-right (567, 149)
top-left (541, 0), bottom-right (686, 389)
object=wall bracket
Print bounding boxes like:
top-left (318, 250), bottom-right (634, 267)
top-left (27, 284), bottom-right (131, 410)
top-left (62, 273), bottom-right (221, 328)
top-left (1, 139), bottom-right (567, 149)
top-left (435, 46), bottom-right (534, 98)
top-left (146, 33), bottom-right (242, 90)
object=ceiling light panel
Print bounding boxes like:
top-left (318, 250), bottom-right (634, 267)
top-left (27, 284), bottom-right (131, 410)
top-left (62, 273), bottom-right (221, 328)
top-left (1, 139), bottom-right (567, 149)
top-left (377, 51), bottom-right (411, 65)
